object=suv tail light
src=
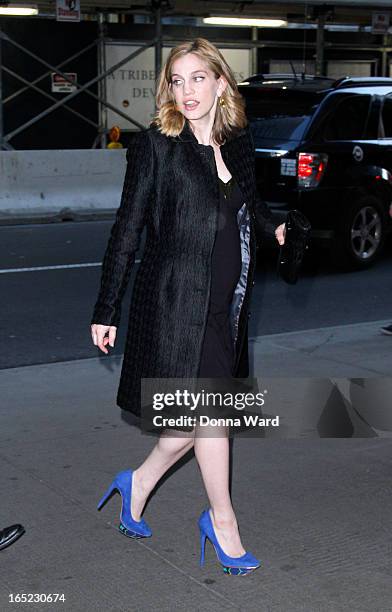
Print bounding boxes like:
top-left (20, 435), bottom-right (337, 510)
top-left (297, 152), bottom-right (328, 188)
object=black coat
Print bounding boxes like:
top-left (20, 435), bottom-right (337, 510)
top-left (91, 119), bottom-right (276, 416)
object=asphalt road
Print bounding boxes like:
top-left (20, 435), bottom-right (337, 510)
top-left (1, 220), bottom-right (392, 611)
top-left (1, 219), bottom-right (391, 370)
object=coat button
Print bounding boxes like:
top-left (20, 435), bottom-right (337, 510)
top-left (248, 312), bottom-right (251, 318)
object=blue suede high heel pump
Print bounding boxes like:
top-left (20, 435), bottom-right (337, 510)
top-left (198, 509), bottom-right (261, 575)
top-left (97, 469), bottom-right (152, 538)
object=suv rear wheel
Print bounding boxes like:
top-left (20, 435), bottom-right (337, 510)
top-left (332, 195), bottom-right (387, 270)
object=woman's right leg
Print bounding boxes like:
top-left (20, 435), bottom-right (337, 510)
top-left (194, 425), bottom-right (246, 558)
top-left (131, 430), bottom-right (194, 521)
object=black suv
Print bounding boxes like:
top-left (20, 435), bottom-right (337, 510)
top-left (238, 74), bottom-right (392, 269)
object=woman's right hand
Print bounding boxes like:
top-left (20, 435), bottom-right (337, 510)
top-left (91, 323), bottom-right (117, 354)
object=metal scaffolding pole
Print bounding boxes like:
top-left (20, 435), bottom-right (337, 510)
top-left (315, 13), bottom-right (326, 76)
top-left (251, 27), bottom-right (258, 75)
top-left (97, 12), bottom-right (107, 148)
top-left (381, 34), bottom-right (389, 76)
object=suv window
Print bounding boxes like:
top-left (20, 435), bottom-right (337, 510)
top-left (240, 88), bottom-right (321, 143)
top-left (379, 95), bottom-right (392, 137)
top-left (321, 94), bottom-right (371, 140)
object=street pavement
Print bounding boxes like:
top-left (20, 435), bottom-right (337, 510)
top-left (1, 320), bottom-right (391, 611)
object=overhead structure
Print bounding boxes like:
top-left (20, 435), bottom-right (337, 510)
top-left (1, 0), bottom-right (391, 149)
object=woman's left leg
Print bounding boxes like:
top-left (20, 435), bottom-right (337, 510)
top-left (131, 430), bottom-right (195, 521)
top-left (194, 425), bottom-right (246, 557)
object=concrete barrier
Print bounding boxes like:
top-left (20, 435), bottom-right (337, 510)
top-left (0, 149), bottom-right (127, 222)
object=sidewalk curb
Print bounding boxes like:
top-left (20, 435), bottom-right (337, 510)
top-left (0, 209), bottom-right (116, 226)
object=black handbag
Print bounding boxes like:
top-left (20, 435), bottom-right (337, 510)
top-left (277, 209), bottom-right (311, 285)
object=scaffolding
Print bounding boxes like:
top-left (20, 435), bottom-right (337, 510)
top-left (0, 11), bottom-right (161, 150)
top-left (1, 10), bottom-right (391, 150)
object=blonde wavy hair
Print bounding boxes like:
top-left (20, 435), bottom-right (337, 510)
top-left (150, 38), bottom-right (248, 145)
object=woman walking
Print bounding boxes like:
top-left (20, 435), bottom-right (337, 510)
top-left (91, 38), bottom-right (285, 575)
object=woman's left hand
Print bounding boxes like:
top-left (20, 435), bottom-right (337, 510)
top-left (275, 223), bottom-right (286, 246)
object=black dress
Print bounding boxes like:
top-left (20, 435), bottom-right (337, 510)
top-left (198, 175), bottom-right (243, 378)
top-left (146, 175), bottom-right (250, 432)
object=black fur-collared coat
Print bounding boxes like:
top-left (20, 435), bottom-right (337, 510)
top-left (91, 119), bottom-right (276, 416)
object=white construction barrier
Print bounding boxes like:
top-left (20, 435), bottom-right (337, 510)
top-left (0, 149), bottom-right (127, 219)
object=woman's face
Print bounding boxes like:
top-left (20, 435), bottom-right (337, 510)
top-left (169, 53), bottom-right (226, 122)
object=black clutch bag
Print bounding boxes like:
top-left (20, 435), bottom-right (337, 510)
top-left (277, 209), bottom-right (311, 285)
